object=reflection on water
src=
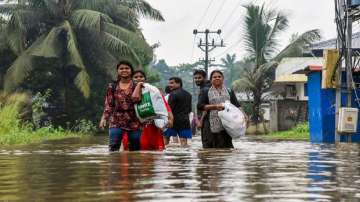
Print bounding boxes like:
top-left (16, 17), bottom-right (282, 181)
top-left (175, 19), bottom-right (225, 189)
top-left (1, 136), bottom-right (360, 201)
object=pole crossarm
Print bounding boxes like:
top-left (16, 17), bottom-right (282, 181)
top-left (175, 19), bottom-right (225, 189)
top-left (193, 28), bottom-right (225, 75)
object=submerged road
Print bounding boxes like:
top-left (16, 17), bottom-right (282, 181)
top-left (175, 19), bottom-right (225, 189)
top-left (0, 136), bottom-right (359, 201)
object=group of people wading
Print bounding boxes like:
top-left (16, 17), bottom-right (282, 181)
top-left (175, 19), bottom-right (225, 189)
top-left (99, 61), bottom-right (245, 152)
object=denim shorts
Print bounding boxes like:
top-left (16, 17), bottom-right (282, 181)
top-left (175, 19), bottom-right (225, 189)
top-left (163, 128), bottom-right (192, 139)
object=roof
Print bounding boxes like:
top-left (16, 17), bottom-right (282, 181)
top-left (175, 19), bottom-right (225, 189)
top-left (310, 32), bottom-right (360, 50)
top-left (275, 57), bottom-right (323, 80)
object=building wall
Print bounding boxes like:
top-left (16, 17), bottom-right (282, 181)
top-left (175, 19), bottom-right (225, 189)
top-left (296, 83), bottom-right (308, 101)
top-left (273, 83), bottom-right (308, 101)
top-left (270, 100), bottom-right (308, 132)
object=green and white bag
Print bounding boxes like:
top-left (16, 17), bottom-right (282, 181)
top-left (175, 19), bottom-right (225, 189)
top-left (135, 84), bottom-right (168, 124)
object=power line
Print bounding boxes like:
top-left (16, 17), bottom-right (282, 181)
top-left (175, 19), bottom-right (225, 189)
top-left (197, 0), bottom-right (215, 28)
top-left (193, 29), bottom-right (225, 75)
top-left (220, 1), bottom-right (242, 30)
top-left (190, 35), bottom-right (197, 62)
top-left (209, 0), bottom-right (227, 28)
top-left (213, 38), bottom-right (242, 58)
top-left (222, 16), bottom-right (243, 41)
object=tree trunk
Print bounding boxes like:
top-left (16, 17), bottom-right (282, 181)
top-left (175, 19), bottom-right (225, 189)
top-left (62, 65), bottom-right (69, 118)
top-left (251, 90), bottom-right (263, 133)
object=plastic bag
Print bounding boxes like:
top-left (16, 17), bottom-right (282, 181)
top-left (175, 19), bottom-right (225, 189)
top-left (218, 101), bottom-right (246, 139)
top-left (154, 116), bottom-right (168, 130)
top-left (135, 84), bottom-right (168, 124)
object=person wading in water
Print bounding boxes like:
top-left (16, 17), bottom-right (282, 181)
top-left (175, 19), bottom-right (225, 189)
top-left (99, 61), bottom-right (142, 152)
top-left (197, 70), bottom-right (242, 148)
top-left (193, 69), bottom-right (212, 148)
top-left (164, 77), bottom-right (192, 147)
top-left (129, 70), bottom-right (174, 151)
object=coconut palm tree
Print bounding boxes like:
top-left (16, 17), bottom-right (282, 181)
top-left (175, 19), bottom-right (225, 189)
top-left (220, 53), bottom-right (237, 87)
top-left (0, 0), bottom-right (164, 99)
top-left (0, 0), bottom-right (164, 120)
top-left (232, 3), bottom-right (321, 130)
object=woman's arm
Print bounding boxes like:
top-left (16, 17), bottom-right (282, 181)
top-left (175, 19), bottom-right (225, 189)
top-left (229, 88), bottom-right (241, 108)
top-left (197, 87), bottom-right (224, 111)
top-left (131, 82), bottom-right (144, 102)
top-left (204, 104), bottom-right (225, 111)
top-left (99, 85), bottom-right (114, 129)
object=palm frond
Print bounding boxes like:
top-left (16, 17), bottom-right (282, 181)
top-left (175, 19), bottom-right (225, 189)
top-left (264, 11), bottom-right (288, 57)
top-left (74, 70), bottom-right (90, 98)
top-left (243, 3), bottom-right (289, 66)
top-left (4, 53), bottom-right (33, 91)
top-left (31, 26), bottom-right (63, 58)
top-left (101, 31), bottom-right (132, 55)
top-left (122, 0), bottom-right (164, 21)
top-left (70, 9), bottom-right (113, 32)
top-left (3, 34), bottom-right (47, 91)
top-left (103, 21), bottom-right (152, 65)
top-left (103, 22), bottom-right (143, 44)
top-left (6, 30), bottom-right (25, 55)
top-left (72, 1), bottom-right (140, 32)
top-left (0, 3), bottom-right (28, 15)
top-left (62, 20), bottom-right (90, 98)
top-left (72, 0), bottom-right (117, 10)
top-left (274, 29), bottom-right (321, 62)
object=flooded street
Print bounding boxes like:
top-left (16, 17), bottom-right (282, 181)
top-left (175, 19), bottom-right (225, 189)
top-left (1, 136), bottom-right (360, 201)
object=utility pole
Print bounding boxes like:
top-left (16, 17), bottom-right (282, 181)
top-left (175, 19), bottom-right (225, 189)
top-left (345, 0), bottom-right (354, 142)
top-left (193, 29), bottom-right (225, 76)
top-left (335, 0), bottom-right (344, 143)
top-left (335, 0), bottom-right (357, 143)
top-left (346, 3), bottom-right (353, 108)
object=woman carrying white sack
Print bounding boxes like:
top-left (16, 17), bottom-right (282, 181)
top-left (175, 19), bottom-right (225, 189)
top-left (131, 70), bottom-right (174, 151)
top-left (197, 70), bottom-right (246, 149)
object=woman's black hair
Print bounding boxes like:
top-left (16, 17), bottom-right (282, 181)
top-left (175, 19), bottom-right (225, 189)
top-left (210, 70), bottom-right (224, 80)
top-left (116, 60), bottom-right (134, 82)
top-left (116, 60), bottom-right (134, 74)
top-left (132, 70), bottom-right (147, 80)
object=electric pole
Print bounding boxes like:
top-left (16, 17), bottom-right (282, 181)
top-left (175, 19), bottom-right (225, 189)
top-left (335, 0), bottom-right (359, 142)
top-left (193, 29), bottom-right (225, 76)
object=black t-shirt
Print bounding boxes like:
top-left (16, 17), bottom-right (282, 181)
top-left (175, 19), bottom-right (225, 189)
top-left (197, 80), bottom-right (211, 118)
top-left (168, 88), bottom-right (192, 130)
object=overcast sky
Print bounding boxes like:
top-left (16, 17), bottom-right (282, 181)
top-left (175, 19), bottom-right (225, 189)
top-left (140, 0), bottom-right (338, 66)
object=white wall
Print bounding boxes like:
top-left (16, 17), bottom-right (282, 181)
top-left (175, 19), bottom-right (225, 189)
top-left (296, 83), bottom-right (308, 101)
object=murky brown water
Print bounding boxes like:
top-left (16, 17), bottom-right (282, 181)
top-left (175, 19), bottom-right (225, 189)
top-left (1, 136), bottom-right (360, 201)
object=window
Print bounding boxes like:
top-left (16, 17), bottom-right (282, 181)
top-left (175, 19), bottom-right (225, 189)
top-left (304, 83), bottom-right (308, 97)
top-left (285, 85), bottom-right (297, 98)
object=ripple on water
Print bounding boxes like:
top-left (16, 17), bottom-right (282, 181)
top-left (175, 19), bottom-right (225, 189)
top-left (0, 137), bottom-right (360, 201)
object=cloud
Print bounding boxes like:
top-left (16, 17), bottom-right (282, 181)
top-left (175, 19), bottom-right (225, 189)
top-left (141, 0), bottom-right (336, 66)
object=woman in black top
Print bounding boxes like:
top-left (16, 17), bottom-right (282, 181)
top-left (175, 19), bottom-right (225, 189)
top-left (197, 70), bottom-right (241, 148)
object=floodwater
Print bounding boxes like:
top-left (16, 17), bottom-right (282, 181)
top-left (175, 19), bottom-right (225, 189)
top-left (1, 136), bottom-right (360, 201)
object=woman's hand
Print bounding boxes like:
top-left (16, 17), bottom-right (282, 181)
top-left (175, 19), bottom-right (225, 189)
top-left (167, 119), bottom-right (173, 128)
top-left (216, 104), bottom-right (225, 111)
top-left (132, 82), bottom-right (144, 102)
top-left (137, 82), bottom-right (144, 88)
top-left (99, 117), bottom-right (107, 129)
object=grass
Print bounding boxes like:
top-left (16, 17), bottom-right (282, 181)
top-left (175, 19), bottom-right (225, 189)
top-left (0, 92), bottom-right (88, 146)
top-left (263, 123), bottom-right (309, 141)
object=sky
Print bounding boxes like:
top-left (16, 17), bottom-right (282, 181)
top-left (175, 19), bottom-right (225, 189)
top-left (140, 0), bottom-right (337, 66)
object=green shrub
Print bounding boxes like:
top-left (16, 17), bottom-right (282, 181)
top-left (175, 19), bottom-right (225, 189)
top-left (73, 119), bottom-right (97, 134)
top-left (265, 123), bottom-right (309, 140)
top-left (0, 92), bottom-right (92, 145)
